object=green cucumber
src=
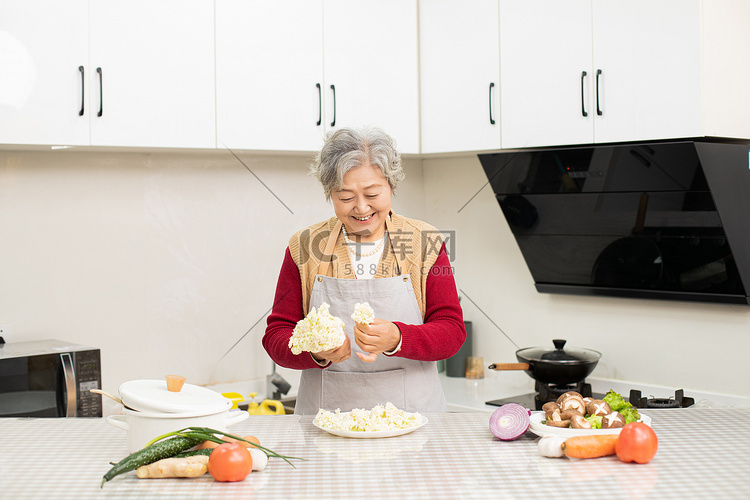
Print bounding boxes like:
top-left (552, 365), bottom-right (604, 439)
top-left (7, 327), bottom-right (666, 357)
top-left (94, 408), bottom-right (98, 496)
top-left (173, 448), bottom-right (212, 458)
top-left (101, 435), bottom-right (202, 487)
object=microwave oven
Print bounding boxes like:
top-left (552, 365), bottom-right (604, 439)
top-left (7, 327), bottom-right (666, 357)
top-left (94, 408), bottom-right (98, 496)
top-left (0, 339), bottom-right (102, 417)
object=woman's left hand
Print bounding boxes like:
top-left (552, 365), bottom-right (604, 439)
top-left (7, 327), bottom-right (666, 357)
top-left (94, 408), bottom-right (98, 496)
top-left (353, 318), bottom-right (401, 363)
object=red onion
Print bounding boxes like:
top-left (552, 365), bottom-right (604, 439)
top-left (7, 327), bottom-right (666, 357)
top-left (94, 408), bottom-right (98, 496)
top-left (489, 403), bottom-right (531, 441)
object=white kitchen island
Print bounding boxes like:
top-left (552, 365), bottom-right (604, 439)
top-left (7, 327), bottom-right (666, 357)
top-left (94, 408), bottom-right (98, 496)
top-left (3, 408), bottom-right (749, 499)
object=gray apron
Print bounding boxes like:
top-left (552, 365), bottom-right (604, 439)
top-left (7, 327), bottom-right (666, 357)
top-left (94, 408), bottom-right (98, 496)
top-left (294, 219), bottom-right (447, 414)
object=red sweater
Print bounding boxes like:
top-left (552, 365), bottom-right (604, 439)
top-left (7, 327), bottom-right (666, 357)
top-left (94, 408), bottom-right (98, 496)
top-left (263, 243), bottom-right (466, 369)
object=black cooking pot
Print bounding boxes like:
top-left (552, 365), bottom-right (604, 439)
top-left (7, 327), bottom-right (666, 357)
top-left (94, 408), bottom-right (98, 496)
top-left (488, 339), bottom-right (601, 385)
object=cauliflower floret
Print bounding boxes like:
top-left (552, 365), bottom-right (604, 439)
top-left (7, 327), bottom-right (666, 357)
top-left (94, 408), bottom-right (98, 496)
top-left (288, 303), bottom-right (346, 355)
top-left (314, 402), bottom-right (422, 432)
top-left (351, 302), bottom-right (375, 325)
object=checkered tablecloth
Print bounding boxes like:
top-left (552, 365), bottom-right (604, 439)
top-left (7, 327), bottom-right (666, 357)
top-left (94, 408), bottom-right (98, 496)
top-left (1, 409), bottom-right (749, 499)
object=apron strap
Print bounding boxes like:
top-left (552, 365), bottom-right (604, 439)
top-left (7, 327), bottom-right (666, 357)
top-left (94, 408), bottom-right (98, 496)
top-left (385, 216), bottom-right (404, 276)
top-left (317, 219), bottom-right (342, 277)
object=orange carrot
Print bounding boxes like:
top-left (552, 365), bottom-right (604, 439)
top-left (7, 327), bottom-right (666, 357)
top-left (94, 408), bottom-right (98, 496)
top-left (562, 435), bottom-right (618, 459)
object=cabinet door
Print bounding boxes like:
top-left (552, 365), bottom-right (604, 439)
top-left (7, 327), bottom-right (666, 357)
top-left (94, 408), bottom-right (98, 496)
top-left (499, 0), bottom-right (594, 148)
top-left (419, 0), bottom-right (500, 153)
top-left (591, 0), bottom-right (701, 143)
top-left (89, 0), bottom-right (215, 149)
top-left (216, 0), bottom-right (324, 152)
top-left (323, 0), bottom-right (419, 154)
top-left (0, 0), bottom-right (89, 146)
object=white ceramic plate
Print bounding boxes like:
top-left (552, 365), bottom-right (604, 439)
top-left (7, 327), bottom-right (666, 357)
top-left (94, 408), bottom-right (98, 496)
top-left (313, 414), bottom-right (428, 439)
top-left (528, 411), bottom-right (652, 438)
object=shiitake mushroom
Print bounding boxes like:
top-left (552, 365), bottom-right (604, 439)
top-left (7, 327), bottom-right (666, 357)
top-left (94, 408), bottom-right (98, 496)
top-left (560, 409), bottom-right (584, 420)
top-left (542, 402), bottom-right (560, 414)
top-left (586, 399), bottom-right (612, 417)
top-left (556, 391), bottom-right (581, 405)
top-left (546, 419), bottom-right (571, 428)
top-left (559, 395), bottom-right (586, 413)
top-left (570, 414), bottom-right (592, 429)
top-left (602, 411), bottom-right (625, 429)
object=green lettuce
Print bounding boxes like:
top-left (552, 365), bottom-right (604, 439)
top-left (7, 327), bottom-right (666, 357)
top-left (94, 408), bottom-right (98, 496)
top-left (603, 390), bottom-right (641, 423)
top-left (585, 414), bottom-right (603, 429)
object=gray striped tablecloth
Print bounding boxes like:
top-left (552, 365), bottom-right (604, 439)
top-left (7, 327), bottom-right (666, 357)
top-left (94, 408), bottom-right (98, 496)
top-left (1, 408), bottom-right (748, 499)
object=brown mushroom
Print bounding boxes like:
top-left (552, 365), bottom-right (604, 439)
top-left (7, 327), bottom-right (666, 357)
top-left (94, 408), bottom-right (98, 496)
top-left (542, 402), bottom-right (560, 414)
top-left (556, 391), bottom-right (583, 405)
top-left (602, 411), bottom-right (626, 429)
top-left (546, 419), bottom-right (571, 428)
top-left (560, 409), bottom-right (584, 420)
top-left (560, 395), bottom-right (586, 414)
top-left (545, 408), bottom-right (563, 421)
top-left (570, 414), bottom-right (592, 429)
top-left (586, 399), bottom-right (612, 417)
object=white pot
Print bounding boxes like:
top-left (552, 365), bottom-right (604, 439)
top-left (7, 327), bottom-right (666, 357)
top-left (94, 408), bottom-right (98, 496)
top-left (106, 402), bottom-right (249, 453)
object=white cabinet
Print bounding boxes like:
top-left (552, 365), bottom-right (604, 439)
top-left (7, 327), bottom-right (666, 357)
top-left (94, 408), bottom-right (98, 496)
top-left (499, 0), bottom-right (702, 148)
top-left (216, 0), bottom-right (324, 152)
top-left (323, 0), bottom-right (419, 154)
top-left (419, 0), bottom-right (500, 154)
top-left (89, 0), bottom-right (215, 149)
top-left (216, 0), bottom-right (419, 154)
top-left (0, 0), bottom-right (215, 149)
top-left (0, 1), bottom-right (90, 146)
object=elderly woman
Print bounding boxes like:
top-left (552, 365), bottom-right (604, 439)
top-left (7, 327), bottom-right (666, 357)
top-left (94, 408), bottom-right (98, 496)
top-left (263, 127), bottom-right (466, 414)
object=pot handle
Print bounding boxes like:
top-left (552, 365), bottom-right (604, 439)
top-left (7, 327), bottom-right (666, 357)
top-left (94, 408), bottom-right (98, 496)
top-left (226, 409), bottom-right (250, 426)
top-left (487, 363), bottom-right (531, 371)
top-left (106, 414), bottom-right (129, 431)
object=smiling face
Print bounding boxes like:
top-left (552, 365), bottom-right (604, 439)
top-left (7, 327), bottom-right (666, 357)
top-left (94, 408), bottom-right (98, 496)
top-left (331, 163), bottom-right (392, 242)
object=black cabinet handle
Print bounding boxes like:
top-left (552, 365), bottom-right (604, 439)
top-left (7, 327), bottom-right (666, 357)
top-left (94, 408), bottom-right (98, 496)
top-left (580, 71), bottom-right (588, 117)
top-left (78, 66), bottom-right (85, 116)
top-left (596, 69), bottom-right (602, 116)
top-left (96, 67), bottom-right (103, 117)
top-left (330, 84), bottom-right (336, 127)
top-left (316, 83), bottom-right (322, 126)
top-left (489, 82), bottom-right (496, 124)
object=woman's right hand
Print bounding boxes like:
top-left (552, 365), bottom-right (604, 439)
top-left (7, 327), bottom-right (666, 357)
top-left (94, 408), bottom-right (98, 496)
top-left (311, 336), bottom-right (352, 364)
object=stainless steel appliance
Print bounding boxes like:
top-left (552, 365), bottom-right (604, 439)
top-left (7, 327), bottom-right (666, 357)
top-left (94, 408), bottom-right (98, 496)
top-left (0, 339), bottom-right (102, 417)
top-left (479, 139), bottom-right (750, 305)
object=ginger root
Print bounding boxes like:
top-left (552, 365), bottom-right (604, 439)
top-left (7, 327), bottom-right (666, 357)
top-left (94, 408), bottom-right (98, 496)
top-left (136, 456), bottom-right (209, 479)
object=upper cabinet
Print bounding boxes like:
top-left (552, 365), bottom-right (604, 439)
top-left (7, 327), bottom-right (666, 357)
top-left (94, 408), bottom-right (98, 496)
top-left (498, 0), bottom-right (704, 149)
top-left (89, 0), bottom-right (216, 149)
top-left (323, 0), bottom-right (419, 154)
top-left (0, 0), bottom-right (215, 149)
top-left (216, 0), bottom-right (324, 152)
top-left (217, 0), bottom-right (420, 154)
top-left (3, 1), bottom-right (750, 153)
top-left (419, 0), bottom-right (501, 154)
top-left (0, 1), bottom-right (90, 146)
top-left (498, 0), bottom-right (595, 148)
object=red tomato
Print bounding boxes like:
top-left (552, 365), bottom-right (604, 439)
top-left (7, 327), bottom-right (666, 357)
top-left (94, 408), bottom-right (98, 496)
top-left (208, 442), bottom-right (253, 482)
top-left (616, 422), bottom-right (658, 464)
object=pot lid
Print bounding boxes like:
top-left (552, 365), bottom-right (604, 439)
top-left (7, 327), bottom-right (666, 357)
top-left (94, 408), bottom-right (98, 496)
top-left (517, 339), bottom-right (601, 364)
top-left (119, 379), bottom-right (230, 414)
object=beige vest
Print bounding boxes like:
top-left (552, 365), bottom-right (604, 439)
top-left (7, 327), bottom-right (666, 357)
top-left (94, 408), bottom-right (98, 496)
top-left (288, 213), bottom-right (445, 317)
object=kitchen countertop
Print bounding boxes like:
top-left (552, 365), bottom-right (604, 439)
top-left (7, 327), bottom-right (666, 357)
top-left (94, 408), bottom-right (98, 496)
top-left (3, 408), bottom-right (749, 499)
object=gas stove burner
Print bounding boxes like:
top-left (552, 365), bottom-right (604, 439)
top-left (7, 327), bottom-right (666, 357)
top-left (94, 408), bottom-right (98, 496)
top-left (629, 389), bottom-right (695, 408)
top-left (647, 398), bottom-right (681, 408)
top-left (535, 380), bottom-right (592, 404)
top-left (487, 386), bottom-right (696, 411)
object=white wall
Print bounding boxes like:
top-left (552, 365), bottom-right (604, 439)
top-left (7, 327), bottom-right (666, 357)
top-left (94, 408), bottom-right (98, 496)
top-left (0, 148), bottom-right (423, 391)
top-left (3, 149), bottom-right (749, 399)
top-left (423, 154), bottom-right (750, 399)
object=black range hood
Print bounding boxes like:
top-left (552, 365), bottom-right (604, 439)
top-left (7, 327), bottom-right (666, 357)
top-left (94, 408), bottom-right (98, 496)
top-left (479, 139), bottom-right (750, 305)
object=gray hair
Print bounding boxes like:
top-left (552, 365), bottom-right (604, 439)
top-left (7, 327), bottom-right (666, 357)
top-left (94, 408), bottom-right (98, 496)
top-left (310, 126), bottom-right (405, 201)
